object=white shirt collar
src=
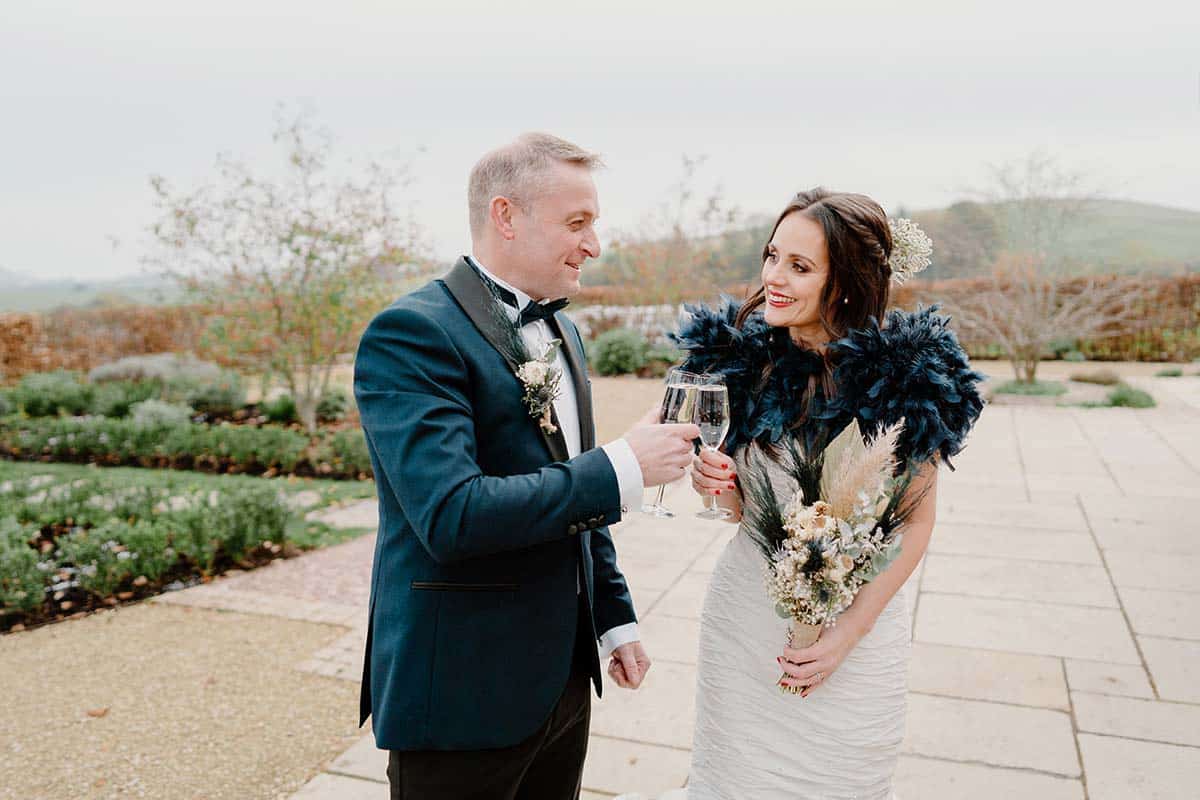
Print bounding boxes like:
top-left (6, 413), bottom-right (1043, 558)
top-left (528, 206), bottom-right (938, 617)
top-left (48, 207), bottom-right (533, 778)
top-left (465, 254), bottom-right (530, 323)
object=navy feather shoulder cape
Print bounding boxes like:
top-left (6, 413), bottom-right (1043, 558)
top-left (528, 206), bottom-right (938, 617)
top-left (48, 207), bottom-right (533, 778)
top-left (670, 297), bottom-right (985, 469)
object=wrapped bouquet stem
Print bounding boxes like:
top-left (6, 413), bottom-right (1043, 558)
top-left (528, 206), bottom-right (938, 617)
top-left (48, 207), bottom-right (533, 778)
top-left (740, 420), bottom-right (925, 695)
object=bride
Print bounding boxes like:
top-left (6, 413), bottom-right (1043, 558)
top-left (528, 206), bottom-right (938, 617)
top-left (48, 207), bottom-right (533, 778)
top-left (674, 188), bottom-right (983, 799)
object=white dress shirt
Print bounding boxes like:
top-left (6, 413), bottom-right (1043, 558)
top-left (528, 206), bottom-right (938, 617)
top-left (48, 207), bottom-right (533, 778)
top-left (467, 255), bottom-right (641, 658)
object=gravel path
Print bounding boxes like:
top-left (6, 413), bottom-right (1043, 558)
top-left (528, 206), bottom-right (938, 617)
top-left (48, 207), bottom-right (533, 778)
top-left (0, 603), bottom-right (362, 800)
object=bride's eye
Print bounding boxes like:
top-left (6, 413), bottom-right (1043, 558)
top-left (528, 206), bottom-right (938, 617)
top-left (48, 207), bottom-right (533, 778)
top-left (765, 249), bottom-right (777, 263)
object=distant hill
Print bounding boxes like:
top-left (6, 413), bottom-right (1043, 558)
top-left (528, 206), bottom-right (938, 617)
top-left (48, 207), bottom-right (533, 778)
top-left (910, 198), bottom-right (1200, 279)
top-left (0, 271), bottom-right (183, 313)
top-left (586, 197), bottom-right (1200, 287)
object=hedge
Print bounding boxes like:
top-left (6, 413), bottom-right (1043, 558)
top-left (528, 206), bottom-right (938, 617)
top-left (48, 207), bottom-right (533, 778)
top-left (0, 417), bottom-right (372, 479)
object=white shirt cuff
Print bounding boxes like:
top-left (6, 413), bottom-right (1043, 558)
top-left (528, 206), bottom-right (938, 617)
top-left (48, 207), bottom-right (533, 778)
top-left (600, 438), bottom-right (643, 515)
top-left (597, 622), bottom-right (640, 659)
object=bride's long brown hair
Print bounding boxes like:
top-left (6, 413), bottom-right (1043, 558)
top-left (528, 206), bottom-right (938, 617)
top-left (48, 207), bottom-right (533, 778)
top-left (736, 188), bottom-right (895, 428)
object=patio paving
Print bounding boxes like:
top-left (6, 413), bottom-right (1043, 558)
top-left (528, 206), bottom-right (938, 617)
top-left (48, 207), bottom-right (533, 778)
top-left (159, 378), bottom-right (1200, 798)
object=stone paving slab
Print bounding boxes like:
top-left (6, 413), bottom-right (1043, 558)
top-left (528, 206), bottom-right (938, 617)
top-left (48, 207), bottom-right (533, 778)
top-left (635, 614), bottom-right (700, 665)
top-left (290, 772), bottom-right (386, 799)
top-left (903, 693), bottom-right (1080, 776)
top-left (927, 523), bottom-right (1102, 565)
top-left (589, 661), bottom-right (697, 750)
top-left (1072, 692), bottom-right (1200, 748)
top-left (1063, 659), bottom-right (1155, 699)
top-left (650, 573), bottom-right (712, 621)
top-left (1138, 637), bottom-right (1200, 704)
top-left (1106, 552), bottom-right (1200, 593)
top-left (327, 734), bottom-right (387, 782)
top-left (894, 756), bottom-right (1084, 800)
top-left (915, 593), bottom-right (1141, 664)
top-left (921, 553), bottom-right (1118, 607)
top-left (935, 498), bottom-right (1089, 531)
top-left (1078, 733), bottom-right (1200, 800)
top-left (908, 643), bottom-right (1069, 710)
top-left (582, 737), bottom-right (690, 797)
top-left (1118, 587), bottom-right (1200, 639)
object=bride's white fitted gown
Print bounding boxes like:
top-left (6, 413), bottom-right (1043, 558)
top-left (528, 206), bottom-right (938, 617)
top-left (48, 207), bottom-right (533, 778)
top-left (688, 443), bottom-right (910, 800)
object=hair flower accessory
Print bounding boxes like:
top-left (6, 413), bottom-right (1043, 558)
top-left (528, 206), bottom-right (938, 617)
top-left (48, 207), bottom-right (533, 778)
top-left (887, 218), bottom-right (933, 285)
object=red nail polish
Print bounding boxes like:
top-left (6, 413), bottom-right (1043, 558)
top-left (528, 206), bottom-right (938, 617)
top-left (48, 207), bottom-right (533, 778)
top-left (716, 490), bottom-right (721, 495)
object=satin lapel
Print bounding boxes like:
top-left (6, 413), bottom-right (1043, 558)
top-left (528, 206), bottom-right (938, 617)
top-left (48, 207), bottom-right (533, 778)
top-left (441, 258), bottom-right (570, 463)
top-left (549, 313), bottom-right (595, 452)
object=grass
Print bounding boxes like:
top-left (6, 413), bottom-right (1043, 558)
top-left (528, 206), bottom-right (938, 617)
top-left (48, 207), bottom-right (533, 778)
top-left (1154, 367), bottom-right (1184, 377)
top-left (0, 460), bottom-right (377, 550)
top-left (1076, 381), bottom-right (1157, 409)
top-left (992, 379), bottom-right (1068, 396)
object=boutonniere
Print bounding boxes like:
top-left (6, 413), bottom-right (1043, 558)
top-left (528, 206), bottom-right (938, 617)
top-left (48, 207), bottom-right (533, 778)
top-left (516, 340), bottom-right (564, 435)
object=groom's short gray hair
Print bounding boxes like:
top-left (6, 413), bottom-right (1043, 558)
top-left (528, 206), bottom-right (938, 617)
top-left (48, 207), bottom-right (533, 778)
top-left (468, 132), bottom-right (604, 237)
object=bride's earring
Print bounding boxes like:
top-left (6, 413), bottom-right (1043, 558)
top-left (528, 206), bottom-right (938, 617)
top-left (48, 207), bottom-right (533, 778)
top-left (842, 297), bottom-right (849, 305)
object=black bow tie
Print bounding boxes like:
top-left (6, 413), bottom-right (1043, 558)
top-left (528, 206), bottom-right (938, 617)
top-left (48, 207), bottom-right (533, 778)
top-left (472, 262), bottom-right (569, 327)
top-left (517, 297), bottom-right (569, 327)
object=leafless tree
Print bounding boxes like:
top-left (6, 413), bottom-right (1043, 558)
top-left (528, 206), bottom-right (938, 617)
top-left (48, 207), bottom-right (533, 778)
top-left (145, 107), bottom-right (429, 431)
top-left (945, 151), bottom-right (1147, 383)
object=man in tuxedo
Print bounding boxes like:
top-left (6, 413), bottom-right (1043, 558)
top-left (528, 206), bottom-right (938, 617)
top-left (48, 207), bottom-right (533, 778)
top-left (354, 132), bottom-right (698, 799)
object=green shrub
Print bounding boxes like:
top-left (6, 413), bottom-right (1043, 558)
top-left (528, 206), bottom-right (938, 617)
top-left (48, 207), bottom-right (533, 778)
top-left (1062, 350), bottom-right (1087, 363)
top-left (179, 370), bottom-right (245, 416)
top-left (1154, 367), bottom-right (1183, 378)
top-left (0, 392), bottom-right (11, 417)
top-left (1069, 369), bottom-right (1122, 386)
top-left (0, 517), bottom-right (42, 614)
top-left (12, 371), bottom-right (93, 417)
top-left (130, 399), bottom-right (194, 427)
top-left (1107, 383), bottom-right (1156, 408)
top-left (313, 428), bottom-right (373, 477)
top-left (591, 329), bottom-right (649, 376)
top-left (263, 394), bottom-right (298, 424)
top-left (992, 380), bottom-right (1067, 396)
top-left (56, 526), bottom-right (129, 598)
top-left (317, 388), bottom-right (351, 423)
top-left (90, 380), bottom-right (159, 418)
top-left (111, 519), bottom-right (177, 583)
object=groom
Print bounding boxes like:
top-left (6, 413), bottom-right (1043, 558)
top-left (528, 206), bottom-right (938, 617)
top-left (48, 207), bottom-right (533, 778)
top-left (354, 132), bottom-right (698, 799)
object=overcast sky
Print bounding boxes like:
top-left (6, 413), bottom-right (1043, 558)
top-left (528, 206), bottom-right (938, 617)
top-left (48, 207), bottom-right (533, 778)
top-left (2, 0), bottom-right (1197, 281)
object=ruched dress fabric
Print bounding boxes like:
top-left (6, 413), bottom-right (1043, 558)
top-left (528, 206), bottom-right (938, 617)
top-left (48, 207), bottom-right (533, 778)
top-left (688, 442), bottom-right (909, 800)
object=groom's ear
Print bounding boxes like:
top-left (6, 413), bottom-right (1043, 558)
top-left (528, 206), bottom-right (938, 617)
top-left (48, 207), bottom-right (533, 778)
top-left (490, 196), bottom-right (518, 241)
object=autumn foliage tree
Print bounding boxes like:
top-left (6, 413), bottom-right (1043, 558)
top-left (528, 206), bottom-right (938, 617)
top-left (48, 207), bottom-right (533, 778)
top-left (145, 110), bottom-right (427, 431)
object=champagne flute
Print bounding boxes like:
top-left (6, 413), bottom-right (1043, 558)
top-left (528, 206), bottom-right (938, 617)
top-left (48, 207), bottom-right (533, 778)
top-left (694, 379), bottom-right (733, 520)
top-left (641, 369), bottom-right (704, 518)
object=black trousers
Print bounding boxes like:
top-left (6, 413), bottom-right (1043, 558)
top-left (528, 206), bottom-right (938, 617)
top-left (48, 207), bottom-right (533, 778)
top-left (387, 602), bottom-right (594, 800)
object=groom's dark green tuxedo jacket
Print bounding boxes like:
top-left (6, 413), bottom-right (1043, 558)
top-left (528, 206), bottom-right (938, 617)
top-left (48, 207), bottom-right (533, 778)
top-left (354, 257), bottom-right (636, 751)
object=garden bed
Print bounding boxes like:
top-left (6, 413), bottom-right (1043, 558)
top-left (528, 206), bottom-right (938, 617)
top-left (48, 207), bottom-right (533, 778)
top-left (0, 462), bottom-right (375, 633)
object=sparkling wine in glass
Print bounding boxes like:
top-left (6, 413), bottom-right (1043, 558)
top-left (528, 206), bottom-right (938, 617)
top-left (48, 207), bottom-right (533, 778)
top-left (694, 381), bottom-right (733, 520)
top-left (640, 369), bottom-right (704, 518)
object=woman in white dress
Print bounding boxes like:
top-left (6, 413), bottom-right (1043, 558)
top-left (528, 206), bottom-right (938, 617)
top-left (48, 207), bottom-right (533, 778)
top-left (673, 188), bottom-right (983, 799)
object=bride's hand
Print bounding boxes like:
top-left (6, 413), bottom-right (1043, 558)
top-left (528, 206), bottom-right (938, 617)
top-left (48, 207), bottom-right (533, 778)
top-left (690, 448), bottom-right (741, 518)
top-left (777, 624), bottom-right (862, 698)
top-left (690, 447), bottom-right (736, 495)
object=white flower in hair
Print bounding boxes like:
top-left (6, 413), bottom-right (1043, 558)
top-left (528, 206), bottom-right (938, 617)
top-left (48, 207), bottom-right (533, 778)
top-left (887, 218), bottom-right (933, 285)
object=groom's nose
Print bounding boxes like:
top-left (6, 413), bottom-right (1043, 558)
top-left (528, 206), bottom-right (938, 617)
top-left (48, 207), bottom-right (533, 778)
top-left (580, 227), bottom-right (600, 259)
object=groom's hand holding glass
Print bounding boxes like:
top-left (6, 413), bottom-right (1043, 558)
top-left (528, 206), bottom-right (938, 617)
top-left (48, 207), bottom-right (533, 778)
top-left (621, 405), bottom-right (700, 489)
